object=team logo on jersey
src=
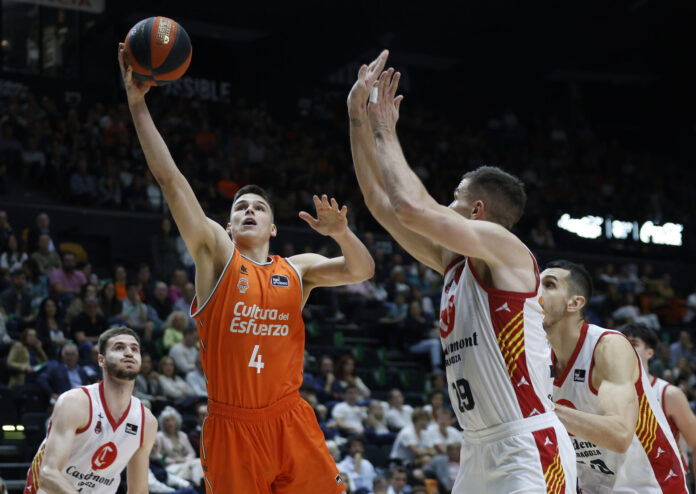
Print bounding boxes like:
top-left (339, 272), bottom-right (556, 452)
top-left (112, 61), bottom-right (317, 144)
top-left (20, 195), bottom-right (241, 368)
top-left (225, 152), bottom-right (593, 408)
top-left (241, 265), bottom-right (248, 274)
top-left (94, 420), bottom-right (102, 434)
top-left (440, 294), bottom-right (456, 338)
top-left (125, 423), bottom-right (138, 435)
top-left (238, 278), bottom-right (250, 293)
top-left (574, 369), bottom-right (586, 382)
top-left (91, 442), bottom-right (118, 470)
top-left (271, 274), bottom-right (289, 287)
top-left (335, 474), bottom-right (343, 485)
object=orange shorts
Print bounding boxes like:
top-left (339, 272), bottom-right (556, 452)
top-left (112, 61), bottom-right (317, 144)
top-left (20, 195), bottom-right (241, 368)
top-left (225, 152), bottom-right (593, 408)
top-left (201, 392), bottom-right (346, 494)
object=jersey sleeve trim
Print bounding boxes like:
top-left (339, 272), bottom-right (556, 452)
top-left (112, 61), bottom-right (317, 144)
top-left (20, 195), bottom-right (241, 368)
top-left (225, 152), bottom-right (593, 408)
top-left (553, 322), bottom-right (589, 387)
top-left (139, 402), bottom-right (145, 448)
top-left (588, 330), bottom-right (624, 395)
top-left (75, 387), bottom-right (92, 434)
top-left (444, 256), bottom-right (465, 276)
top-left (283, 257), bottom-right (303, 300)
top-left (467, 253), bottom-right (540, 298)
top-left (190, 248), bottom-right (235, 318)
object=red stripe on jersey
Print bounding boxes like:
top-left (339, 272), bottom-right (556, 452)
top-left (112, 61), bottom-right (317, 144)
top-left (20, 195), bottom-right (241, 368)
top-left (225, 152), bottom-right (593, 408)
top-left (444, 256), bottom-right (465, 276)
top-left (99, 380), bottom-right (131, 431)
top-left (553, 323), bottom-right (589, 387)
top-left (487, 292), bottom-right (546, 417)
top-left (75, 387), bottom-right (92, 434)
top-left (635, 377), bottom-right (688, 493)
top-left (140, 403), bottom-right (145, 448)
top-left (532, 427), bottom-right (566, 494)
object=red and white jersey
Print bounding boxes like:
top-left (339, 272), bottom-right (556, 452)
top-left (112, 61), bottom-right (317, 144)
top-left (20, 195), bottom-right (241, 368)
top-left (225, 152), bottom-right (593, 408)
top-left (652, 376), bottom-right (689, 471)
top-left (25, 381), bottom-right (146, 494)
top-left (553, 324), bottom-right (688, 494)
top-left (439, 255), bottom-right (555, 432)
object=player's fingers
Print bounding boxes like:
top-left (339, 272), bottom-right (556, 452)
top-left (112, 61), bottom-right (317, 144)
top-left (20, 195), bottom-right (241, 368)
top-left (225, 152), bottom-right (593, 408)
top-left (330, 197), bottom-right (339, 210)
top-left (377, 70), bottom-right (390, 102)
top-left (389, 72), bottom-right (401, 99)
top-left (370, 49), bottom-right (389, 77)
top-left (358, 64), bottom-right (368, 80)
top-left (340, 205), bottom-right (348, 216)
top-left (312, 194), bottom-right (322, 208)
top-left (321, 194), bottom-right (330, 208)
top-left (298, 211), bottom-right (318, 226)
top-left (395, 95), bottom-right (404, 112)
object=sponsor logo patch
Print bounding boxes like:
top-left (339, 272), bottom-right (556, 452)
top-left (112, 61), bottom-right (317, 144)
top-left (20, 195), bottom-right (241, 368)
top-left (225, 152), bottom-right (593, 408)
top-left (574, 369), bottom-right (586, 382)
top-left (238, 278), bottom-right (250, 293)
top-left (335, 474), bottom-right (343, 485)
top-left (271, 274), bottom-right (289, 287)
top-left (125, 423), bottom-right (138, 435)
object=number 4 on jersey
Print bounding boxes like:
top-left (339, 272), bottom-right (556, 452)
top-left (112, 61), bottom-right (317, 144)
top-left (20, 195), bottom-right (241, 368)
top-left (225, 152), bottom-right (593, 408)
top-left (248, 345), bottom-right (265, 373)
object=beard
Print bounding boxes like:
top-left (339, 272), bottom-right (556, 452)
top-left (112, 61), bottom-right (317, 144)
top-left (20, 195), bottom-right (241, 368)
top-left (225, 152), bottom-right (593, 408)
top-left (105, 359), bottom-right (139, 381)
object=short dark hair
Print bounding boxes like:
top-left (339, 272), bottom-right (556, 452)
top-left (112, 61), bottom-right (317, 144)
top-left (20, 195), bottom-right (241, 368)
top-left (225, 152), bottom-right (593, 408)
top-left (347, 434), bottom-right (365, 448)
top-left (232, 185), bottom-right (274, 219)
top-left (390, 466), bottom-right (408, 478)
top-left (462, 166), bottom-right (527, 229)
top-left (98, 326), bottom-right (141, 355)
top-left (546, 260), bottom-right (593, 317)
top-left (621, 322), bottom-right (658, 350)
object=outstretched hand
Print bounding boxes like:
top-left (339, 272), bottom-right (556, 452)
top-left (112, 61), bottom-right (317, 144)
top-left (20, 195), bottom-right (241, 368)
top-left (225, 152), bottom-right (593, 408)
top-left (367, 67), bottom-right (403, 135)
top-left (118, 42), bottom-right (150, 103)
top-left (347, 49), bottom-right (390, 119)
top-left (299, 195), bottom-right (349, 237)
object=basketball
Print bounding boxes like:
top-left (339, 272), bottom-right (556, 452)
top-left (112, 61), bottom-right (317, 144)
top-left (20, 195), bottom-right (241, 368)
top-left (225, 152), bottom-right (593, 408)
top-left (124, 16), bottom-right (192, 87)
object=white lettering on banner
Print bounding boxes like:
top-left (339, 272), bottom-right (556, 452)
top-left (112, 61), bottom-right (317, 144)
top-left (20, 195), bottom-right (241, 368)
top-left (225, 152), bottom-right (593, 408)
top-left (12, 0), bottom-right (105, 13)
top-left (558, 213), bottom-right (684, 247)
top-left (164, 76), bottom-right (232, 102)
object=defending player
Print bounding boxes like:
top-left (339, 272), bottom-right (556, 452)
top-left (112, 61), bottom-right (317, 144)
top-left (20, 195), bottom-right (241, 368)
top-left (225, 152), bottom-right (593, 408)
top-left (542, 260), bottom-right (688, 493)
top-left (349, 51), bottom-right (575, 492)
top-left (119, 44), bottom-right (374, 494)
top-left (624, 322), bottom-right (696, 476)
top-left (25, 327), bottom-right (157, 494)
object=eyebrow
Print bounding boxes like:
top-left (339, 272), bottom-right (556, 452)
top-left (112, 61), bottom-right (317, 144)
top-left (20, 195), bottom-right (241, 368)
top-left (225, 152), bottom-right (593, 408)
top-left (234, 199), bottom-right (268, 208)
top-left (542, 274), bottom-right (559, 282)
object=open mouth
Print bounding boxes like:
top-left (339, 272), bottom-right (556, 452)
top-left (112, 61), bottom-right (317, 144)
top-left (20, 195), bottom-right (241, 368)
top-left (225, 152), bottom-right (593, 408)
top-left (243, 218), bottom-right (257, 226)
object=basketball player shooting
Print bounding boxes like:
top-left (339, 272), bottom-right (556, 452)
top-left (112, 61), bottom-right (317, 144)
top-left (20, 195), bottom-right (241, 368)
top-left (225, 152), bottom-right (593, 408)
top-left (119, 44), bottom-right (374, 493)
top-left (541, 260), bottom-right (688, 493)
top-left (25, 327), bottom-right (157, 494)
top-left (348, 50), bottom-right (576, 493)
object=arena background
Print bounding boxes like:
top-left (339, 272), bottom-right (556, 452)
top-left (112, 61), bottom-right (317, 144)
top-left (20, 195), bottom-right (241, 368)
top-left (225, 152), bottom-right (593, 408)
top-left (0, 0), bottom-right (695, 492)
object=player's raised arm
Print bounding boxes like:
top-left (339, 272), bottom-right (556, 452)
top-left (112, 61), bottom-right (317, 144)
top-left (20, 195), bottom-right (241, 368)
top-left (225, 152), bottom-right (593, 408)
top-left (38, 389), bottom-right (91, 494)
top-left (367, 65), bottom-right (532, 277)
top-left (291, 194), bottom-right (374, 297)
top-left (348, 52), bottom-right (444, 274)
top-left (117, 43), bottom-right (222, 263)
top-left (126, 409), bottom-right (158, 494)
top-left (663, 385), bottom-right (696, 474)
top-left (555, 335), bottom-right (639, 453)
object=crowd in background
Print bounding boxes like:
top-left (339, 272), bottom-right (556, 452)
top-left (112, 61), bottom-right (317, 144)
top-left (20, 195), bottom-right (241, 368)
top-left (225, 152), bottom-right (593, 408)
top-left (0, 86), bottom-right (695, 493)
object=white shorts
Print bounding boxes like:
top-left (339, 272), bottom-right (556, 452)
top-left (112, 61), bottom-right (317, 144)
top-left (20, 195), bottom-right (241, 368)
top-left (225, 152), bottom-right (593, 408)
top-left (453, 413), bottom-right (577, 494)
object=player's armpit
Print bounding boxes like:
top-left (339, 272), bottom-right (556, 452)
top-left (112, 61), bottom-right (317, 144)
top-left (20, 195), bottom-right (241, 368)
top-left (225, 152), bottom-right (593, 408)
top-left (126, 411), bottom-right (158, 494)
top-left (394, 201), bottom-right (532, 277)
top-left (38, 389), bottom-right (91, 494)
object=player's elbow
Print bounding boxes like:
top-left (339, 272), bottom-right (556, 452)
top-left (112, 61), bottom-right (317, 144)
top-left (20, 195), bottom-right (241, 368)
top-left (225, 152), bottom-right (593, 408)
top-left (39, 465), bottom-right (61, 489)
top-left (612, 429), bottom-right (634, 454)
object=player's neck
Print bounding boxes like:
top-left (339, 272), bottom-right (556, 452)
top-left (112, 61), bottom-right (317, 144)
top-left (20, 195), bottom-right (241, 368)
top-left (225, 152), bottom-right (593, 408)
top-left (548, 317), bottom-right (584, 371)
top-left (236, 241), bottom-right (270, 264)
top-left (102, 376), bottom-right (135, 421)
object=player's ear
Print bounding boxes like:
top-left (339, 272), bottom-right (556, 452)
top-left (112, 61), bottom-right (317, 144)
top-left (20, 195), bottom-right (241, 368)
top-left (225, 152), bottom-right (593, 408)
top-left (226, 222), bottom-right (232, 234)
top-left (567, 294), bottom-right (586, 314)
top-left (270, 223), bottom-right (277, 238)
top-left (471, 200), bottom-right (485, 219)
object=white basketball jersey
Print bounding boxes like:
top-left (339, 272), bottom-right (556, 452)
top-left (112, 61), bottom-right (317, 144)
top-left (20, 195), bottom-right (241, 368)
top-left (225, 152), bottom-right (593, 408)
top-left (553, 324), bottom-right (688, 494)
top-left (439, 255), bottom-right (554, 432)
top-left (652, 376), bottom-right (689, 471)
top-left (26, 382), bottom-right (145, 494)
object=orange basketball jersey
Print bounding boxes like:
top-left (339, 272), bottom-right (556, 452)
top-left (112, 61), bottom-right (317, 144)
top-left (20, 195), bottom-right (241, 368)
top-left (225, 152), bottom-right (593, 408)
top-left (191, 247), bottom-right (305, 408)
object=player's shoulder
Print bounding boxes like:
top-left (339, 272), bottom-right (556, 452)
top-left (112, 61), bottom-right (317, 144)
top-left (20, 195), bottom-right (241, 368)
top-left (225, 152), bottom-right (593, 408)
top-left (52, 387), bottom-right (91, 428)
top-left (55, 386), bottom-right (91, 408)
top-left (142, 406), bottom-right (158, 430)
